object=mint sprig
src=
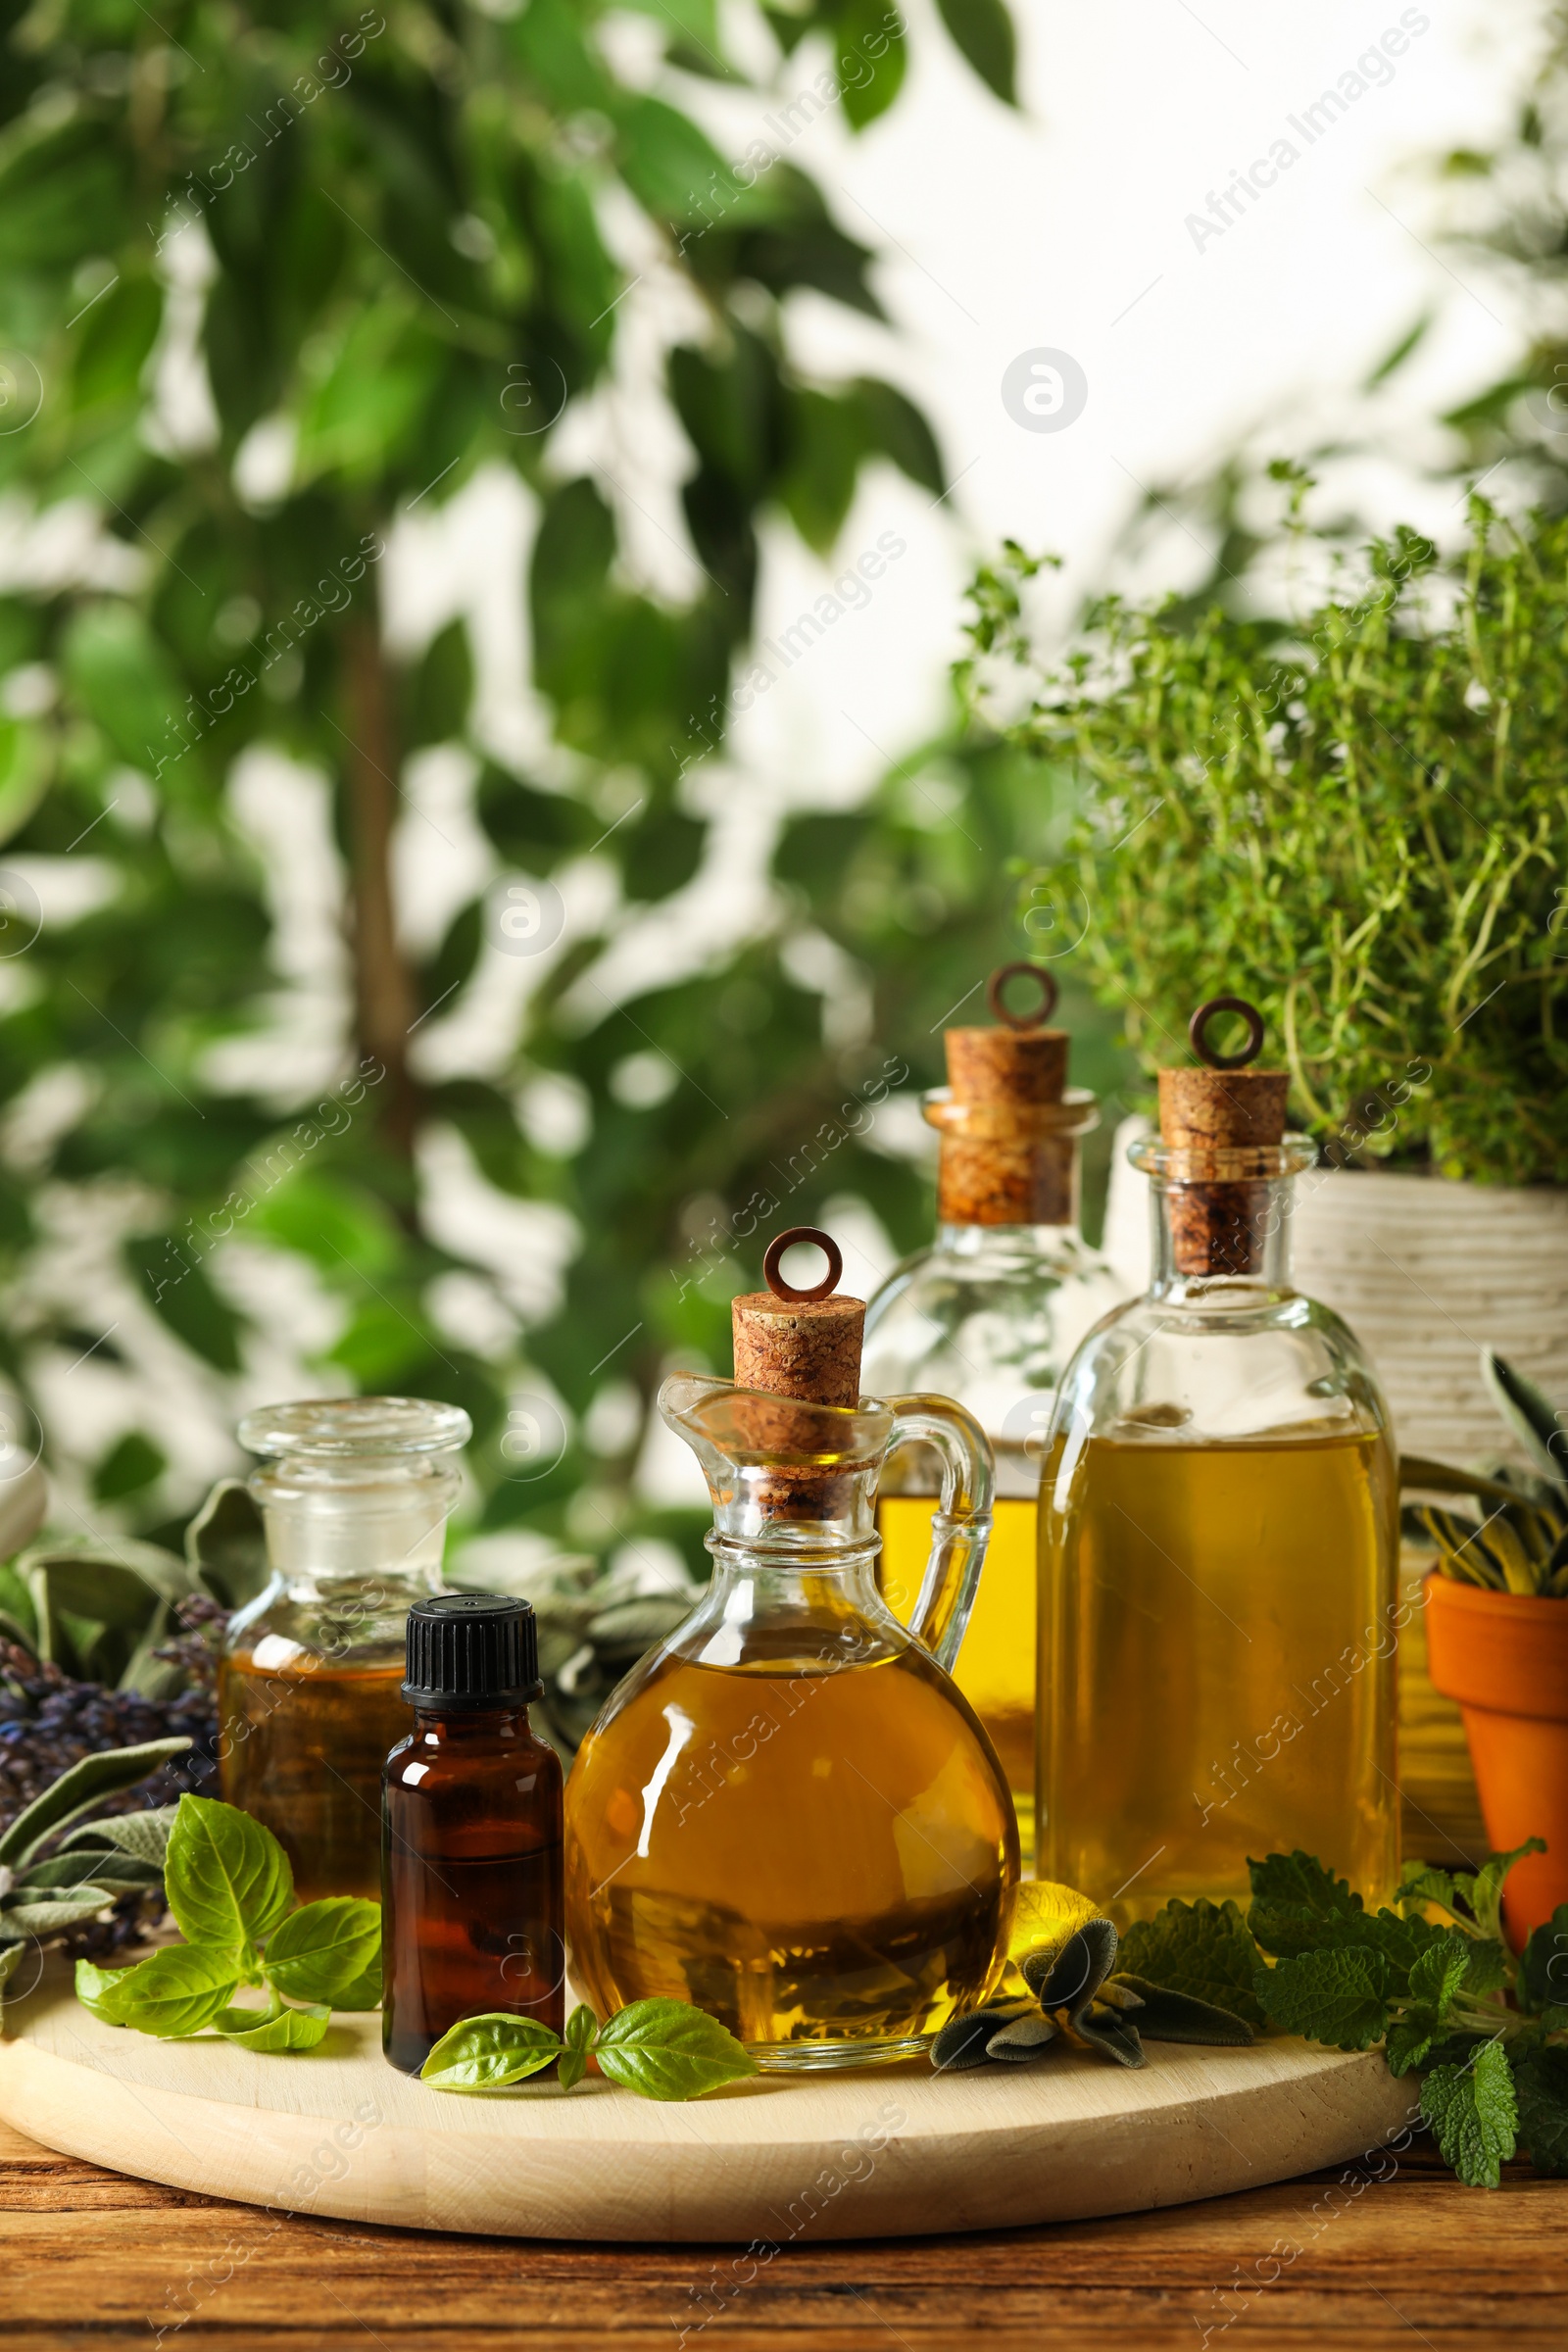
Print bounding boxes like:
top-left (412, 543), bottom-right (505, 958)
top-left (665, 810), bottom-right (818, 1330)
top-left (1117, 1842), bottom-right (1568, 2188)
top-left (74, 1793), bottom-right (380, 2049)
top-left (419, 1999), bottom-right (757, 2103)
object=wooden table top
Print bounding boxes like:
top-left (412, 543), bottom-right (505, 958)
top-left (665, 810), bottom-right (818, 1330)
top-left (1, 2114), bottom-right (1561, 2352)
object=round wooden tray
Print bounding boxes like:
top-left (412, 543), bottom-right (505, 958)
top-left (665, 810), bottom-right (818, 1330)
top-left (0, 1962), bottom-right (1412, 2241)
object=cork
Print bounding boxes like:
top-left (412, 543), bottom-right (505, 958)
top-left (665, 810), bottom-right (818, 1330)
top-left (730, 1229), bottom-right (864, 1517)
top-left (927, 962), bottom-right (1091, 1226)
top-left (1158, 998), bottom-right (1290, 1278)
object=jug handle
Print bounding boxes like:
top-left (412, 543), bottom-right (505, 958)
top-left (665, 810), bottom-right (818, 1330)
top-left (884, 1395), bottom-right (995, 1673)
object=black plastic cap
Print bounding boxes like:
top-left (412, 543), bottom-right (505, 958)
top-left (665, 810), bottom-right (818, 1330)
top-left (403, 1592), bottom-right (542, 1713)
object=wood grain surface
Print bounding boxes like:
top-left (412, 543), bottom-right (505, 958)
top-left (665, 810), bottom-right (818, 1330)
top-left (0, 1964), bottom-right (1424, 2245)
top-left (2, 2111), bottom-right (1563, 2351)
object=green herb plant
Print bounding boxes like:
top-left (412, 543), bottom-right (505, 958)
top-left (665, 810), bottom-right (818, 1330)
top-left (0, 1737), bottom-right (191, 1992)
top-left (1115, 1844), bottom-right (1568, 2187)
top-left (74, 1794), bottom-right (379, 2051)
top-left (960, 504), bottom-right (1568, 1184)
top-left (419, 1998), bottom-right (756, 2103)
top-left (1405, 1350), bottom-right (1568, 1596)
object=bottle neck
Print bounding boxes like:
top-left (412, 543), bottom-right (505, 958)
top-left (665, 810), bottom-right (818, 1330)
top-left (410, 1706), bottom-right (533, 1741)
top-left (924, 1088), bottom-right (1098, 1229)
top-left (1137, 1136), bottom-right (1316, 1297)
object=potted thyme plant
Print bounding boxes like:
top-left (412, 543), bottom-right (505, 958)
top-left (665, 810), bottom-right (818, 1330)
top-left (960, 500), bottom-right (1568, 1471)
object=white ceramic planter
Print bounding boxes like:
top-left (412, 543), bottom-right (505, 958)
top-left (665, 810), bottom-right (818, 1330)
top-left (1102, 1117), bottom-right (1568, 1465)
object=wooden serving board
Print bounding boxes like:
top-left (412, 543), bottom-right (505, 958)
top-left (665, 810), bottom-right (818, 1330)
top-left (0, 1961), bottom-right (1413, 2242)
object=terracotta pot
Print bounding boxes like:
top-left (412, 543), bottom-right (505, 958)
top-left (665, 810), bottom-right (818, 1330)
top-left (1422, 1572), bottom-right (1568, 1946)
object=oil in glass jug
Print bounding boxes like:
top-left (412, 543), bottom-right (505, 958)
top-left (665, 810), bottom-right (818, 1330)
top-left (862, 964), bottom-right (1125, 1863)
top-left (565, 1227), bottom-right (1018, 2069)
top-left (219, 1396), bottom-right (471, 1901)
top-left (1041, 998), bottom-right (1399, 1923)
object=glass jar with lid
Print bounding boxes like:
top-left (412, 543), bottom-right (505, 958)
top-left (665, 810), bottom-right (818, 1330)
top-left (217, 1396), bottom-right (471, 1901)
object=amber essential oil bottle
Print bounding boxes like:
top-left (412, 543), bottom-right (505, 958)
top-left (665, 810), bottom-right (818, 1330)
top-left (381, 1592), bottom-right (564, 2075)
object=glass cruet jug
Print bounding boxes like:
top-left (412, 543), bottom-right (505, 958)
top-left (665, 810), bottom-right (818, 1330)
top-left (218, 1396), bottom-right (472, 1902)
top-left (863, 963), bottom-right (1126, 1863)
top-left (1040, 998), bottom-right (1399, 1925)
top-left (565, 1227), bottom-right (1018, 2070)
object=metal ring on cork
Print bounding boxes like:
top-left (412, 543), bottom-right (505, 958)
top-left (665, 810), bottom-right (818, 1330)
top-left (987, 961), bottom-right (1059, 1032)
top-left (1189, 995), bottom-right (1266, 1072)
top-left (762, 1226), bottom-right (844, 1304)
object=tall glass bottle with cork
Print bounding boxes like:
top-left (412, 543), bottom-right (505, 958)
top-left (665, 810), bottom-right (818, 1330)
top-left (862, 965), bottom-right (1125, 1862)
top-left (566, 1228), bottom-right (1016, 2068)
top-left (219, 1397), bottom-right (471, 1902)
top-left (1041, 999), bottom-right (1399, 1921)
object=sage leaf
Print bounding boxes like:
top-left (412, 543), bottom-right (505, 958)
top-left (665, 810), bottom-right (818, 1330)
top-left (1072, 2002), bottom-right (1146, 2069)
top-left (4, 1888), bottom-right (116, 1936)
top-left (15, 1849), bottom-right (159, 1892)
top-left (214, 2000), bottom-right (331, 2052)
top-left (559, 2002), bottom-right (597, 2091)
top-left (592, 1999), bottom-right (757, 2101)
top-left (1512, 2044), bottom-right (1568, 2176)
top-left (1118, 1897), bottom-right (1267, 2029)
top-left (930, 2004), bottom-right (1033, 2073)
top-left (983, 2012), bottom-right (1059, 2063)
top-left (420, 2013), bottom-right (564, 2092)
top-left (164, 1793), bottom-right (292, 1953)
top-left (92, 1944), bottom-right (240, 2039)
top-left (262, 1898), bottom-right (379, 2006)
top-left (0, 1738), bottom-right (190, 1870)
top-left (1108, 1975), bottom-right (1254, 2046)
top-left (1253, 1946), bottom-right (1392, 2050)
top-left (1420, 2040), bottom-right (1517, 2188)
top-left (0, 1940), bottom-right (25, 1996)
top-left (60, 1805), bottom-right (180, 1868)
top-left (1020, 1918), bottom-right (1118, 2012)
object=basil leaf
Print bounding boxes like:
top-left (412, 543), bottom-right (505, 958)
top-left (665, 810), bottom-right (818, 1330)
top-left (164, 1793), bottom-right (292, 1953)
top-left (592, 1999), bottom-right (757, 2102)
top-left (329, 1962), bottom-right (383, 2014)
top-left (96, 1944), bottom-right (240, 2039)
top-left (559, 2002), bottom-right (598, 2091)
top-left (420, 2013), bottom-right (564, 2092)
top-left (1420, 2040), bottom-right (1517, 2187)
top-left (75, 1957), bottom-right (135, 2024)
top-left (215, 2000), bottom-right (331, 2052)
top-left (0, 1738), bottom-right (190, 1869)
top-left (262, 1898), bottom-right (380, 2005)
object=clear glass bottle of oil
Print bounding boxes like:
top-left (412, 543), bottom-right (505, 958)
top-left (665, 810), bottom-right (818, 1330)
top-left (863, 970), bottom-right (1124, 1864)
top-left (218, 1397), bottom-right (471, 1902)
top-left (566, 1339), bottom-right (1017, 2068)
top-left (1040, 1012), bottom-right (1399, 1922)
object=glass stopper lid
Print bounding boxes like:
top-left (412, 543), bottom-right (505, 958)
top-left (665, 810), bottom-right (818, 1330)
top-left (237, 1396), bottom-right (472, 1459)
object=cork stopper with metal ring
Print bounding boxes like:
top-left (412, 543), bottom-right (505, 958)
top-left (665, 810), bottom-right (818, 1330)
top-left (1157, 996), bottom-right (1291, 1278)
top-left (730, 1228), bottom-right (866, 1517)
top-left (923, 962), bottom-right (1100, 1226)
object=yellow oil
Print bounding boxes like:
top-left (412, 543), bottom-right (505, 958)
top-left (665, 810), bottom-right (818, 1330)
top-left (564, 1642), bottom-right (1015, 2059)
top-left (219, 1653), bottom-right (410, 1903)
top-left (878, 1494), bottom-right (1037, 1866)
top-left (1042, 1430), bottom-right (1398, 1922)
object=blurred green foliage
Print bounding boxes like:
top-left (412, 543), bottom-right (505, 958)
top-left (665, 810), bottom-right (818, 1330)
top-left (0, 0), bottom-right (1125, 1578)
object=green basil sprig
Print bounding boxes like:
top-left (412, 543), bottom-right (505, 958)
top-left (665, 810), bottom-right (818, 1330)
top-left (420, 1998), bottom-right (756, 2103)
top-left (74, 1793), bottom-right (379, 2050)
